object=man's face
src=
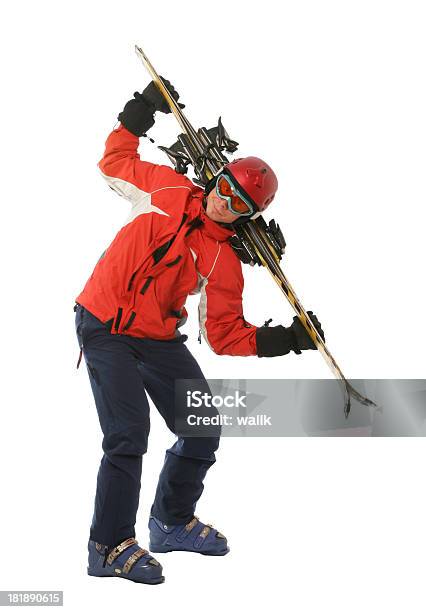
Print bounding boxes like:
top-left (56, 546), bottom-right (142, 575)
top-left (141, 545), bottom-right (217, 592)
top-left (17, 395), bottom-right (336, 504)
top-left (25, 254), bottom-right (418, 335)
top-left (205, 189), bottom-right (242, 224)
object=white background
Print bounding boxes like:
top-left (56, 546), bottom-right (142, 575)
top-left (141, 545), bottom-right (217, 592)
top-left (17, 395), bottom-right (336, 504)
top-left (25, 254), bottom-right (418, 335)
top-left (1, 0), bottom-right (426, 609)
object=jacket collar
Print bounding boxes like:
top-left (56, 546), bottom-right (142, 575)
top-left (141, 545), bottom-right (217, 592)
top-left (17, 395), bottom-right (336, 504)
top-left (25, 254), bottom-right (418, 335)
top-left (191, 192), bottom-right (234, 242)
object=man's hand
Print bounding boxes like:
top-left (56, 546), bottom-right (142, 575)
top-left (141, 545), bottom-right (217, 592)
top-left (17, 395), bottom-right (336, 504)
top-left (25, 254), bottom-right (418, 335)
top-left (118, 77), bottom-right (184, 137)
top-left (142, 77), bottom-right (185, 114)
top-left (256, 311), bottom-right (325, 357)
top-left (290, 311), bottom-right (325, 354)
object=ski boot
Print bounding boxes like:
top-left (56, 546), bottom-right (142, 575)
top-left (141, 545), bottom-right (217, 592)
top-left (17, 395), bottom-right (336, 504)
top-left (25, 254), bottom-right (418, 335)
top-left (87, 537), bottom-right (164, 584)
top-left (149, 515), bottom-right (229, 556)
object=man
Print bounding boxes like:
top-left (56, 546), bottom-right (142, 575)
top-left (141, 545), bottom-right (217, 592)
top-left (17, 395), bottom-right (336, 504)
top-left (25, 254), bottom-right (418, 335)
top-left (74, 79), bottom-right (324, 585)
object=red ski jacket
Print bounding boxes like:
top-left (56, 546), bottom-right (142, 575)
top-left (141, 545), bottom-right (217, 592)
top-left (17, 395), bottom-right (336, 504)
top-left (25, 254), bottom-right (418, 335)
top-left (75, 125), bottom-right (258, 356)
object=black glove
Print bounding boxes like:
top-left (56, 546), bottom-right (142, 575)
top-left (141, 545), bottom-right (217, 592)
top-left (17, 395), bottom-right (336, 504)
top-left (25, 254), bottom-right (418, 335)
top-left (142, 77), bottom-right (185, 114)
top-left (256, 311), bottom-right (325, 358)
top-left (118, 77), bottom-right (184, 137)
top-left (290, 311), bottom-right (325, 354)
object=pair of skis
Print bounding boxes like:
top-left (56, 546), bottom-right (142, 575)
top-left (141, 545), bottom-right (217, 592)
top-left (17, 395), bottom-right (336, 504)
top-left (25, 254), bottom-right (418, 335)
top-left (134, 44), bottom-right (376, 417)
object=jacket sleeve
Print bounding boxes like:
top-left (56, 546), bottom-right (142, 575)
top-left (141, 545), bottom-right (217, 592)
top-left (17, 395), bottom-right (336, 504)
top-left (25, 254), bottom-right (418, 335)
top-left (98, 124), bottom-right (192, 205)
top-left (198, 242), bottom-right (258, 356)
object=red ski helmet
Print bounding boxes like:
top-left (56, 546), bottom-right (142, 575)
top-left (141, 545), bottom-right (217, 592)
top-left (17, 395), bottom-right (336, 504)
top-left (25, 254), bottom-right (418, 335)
top-left (222, 156), bottom-right (278, 213)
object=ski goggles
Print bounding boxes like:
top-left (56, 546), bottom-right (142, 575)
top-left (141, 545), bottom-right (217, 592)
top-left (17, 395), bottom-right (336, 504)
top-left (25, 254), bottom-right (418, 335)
top-left (215, 174), bottom-right (256, 217)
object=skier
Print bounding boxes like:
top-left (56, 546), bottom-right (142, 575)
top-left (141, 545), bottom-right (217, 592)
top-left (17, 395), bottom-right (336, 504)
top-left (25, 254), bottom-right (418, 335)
top-left (74, 79), bottom-right (325, 584)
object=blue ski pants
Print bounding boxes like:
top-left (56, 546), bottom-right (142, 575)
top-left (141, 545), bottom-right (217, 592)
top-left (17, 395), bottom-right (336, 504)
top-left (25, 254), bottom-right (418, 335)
top-left (74, 304), bottom-right (219, 547)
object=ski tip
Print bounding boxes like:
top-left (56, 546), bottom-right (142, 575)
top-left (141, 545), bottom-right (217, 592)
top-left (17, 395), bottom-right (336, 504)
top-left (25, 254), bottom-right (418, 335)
top-left (363, 397), bottom-right (377, 408)
top-left (344, 400), bottom-right (351, 419)
top-left (135, 45), bottom-right (145, 59)
top-left (346, 381), bottom-right (377, 410)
